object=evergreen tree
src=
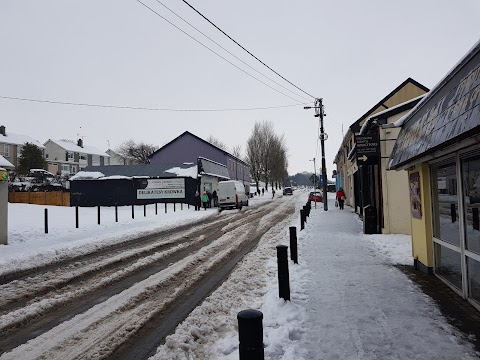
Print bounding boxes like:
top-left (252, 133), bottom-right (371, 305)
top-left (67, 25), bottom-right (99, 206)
top-left (18, 143), bottom-right (45, 174)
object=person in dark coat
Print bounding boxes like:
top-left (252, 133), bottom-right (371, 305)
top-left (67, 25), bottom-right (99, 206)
top-left (336, 187), bottom-right (346, 210)
top-left (206, 190), bottom-right (212, 208)
top-left (194, 191), bottom-right (201, 211)
top-left (212, 190), bottom-right (218, 207)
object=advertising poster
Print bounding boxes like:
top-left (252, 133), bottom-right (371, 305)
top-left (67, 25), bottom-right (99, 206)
top-left (409, 172), bottom-right (422, 219)
top-left (137, 178), bottom-right (185, 199)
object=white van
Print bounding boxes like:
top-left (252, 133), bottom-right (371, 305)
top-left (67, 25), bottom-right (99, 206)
top-left (218, 180), bottom-right (249, 211)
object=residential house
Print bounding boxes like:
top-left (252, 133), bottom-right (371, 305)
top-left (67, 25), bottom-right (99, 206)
top-left (0, 125), bottom-right (45, 169)
top-left (105, 149), bottom-right (139, 165)
top-left (44, 139), bottom-right (109, 176)
top-left (388, 40), bottom-right (480, 309)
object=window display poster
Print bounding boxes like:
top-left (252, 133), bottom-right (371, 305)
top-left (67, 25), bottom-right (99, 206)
top-left (409, 172), bottom-right (422, 219)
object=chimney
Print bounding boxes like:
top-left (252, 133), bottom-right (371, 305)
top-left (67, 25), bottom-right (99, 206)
top-left (77, 138), bottom-right (83, 148)
top-left (0, 125), bottom-right (5, 136)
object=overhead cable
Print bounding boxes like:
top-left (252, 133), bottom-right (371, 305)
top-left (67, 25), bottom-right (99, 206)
top-left (136, 0), bottom-right (306, 104)
top-left (154, 0), bottom-right (311, 102)
top-left (180, 0), bottom-right (316, 100)
top-left (0, 95), bottom-right (311, 112)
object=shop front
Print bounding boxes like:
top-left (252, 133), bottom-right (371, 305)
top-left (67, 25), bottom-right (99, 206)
top-left (389, 40), bottom-right (480, 308)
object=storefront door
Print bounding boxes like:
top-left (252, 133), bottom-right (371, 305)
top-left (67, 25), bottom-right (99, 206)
top-left (431, 148), bottom-right (480, 309)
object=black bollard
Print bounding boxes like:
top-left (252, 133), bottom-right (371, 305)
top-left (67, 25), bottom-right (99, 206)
top-left (44, 208), bottom-right (48, 234)
top-left (165, 203), bottom-right (167, 213)
top-left (300, 209), bottom-right (305, 230)
top-left (75, 206), bottom-right (79, 228)
top-left (276, 245), bottom-right (290, 301)
top-left (473, 208), bottom-right (479, 231)
top-left (115, 205), bottom-right (118, 223)
top-left (289, 226), bottom-right (298, 264)
top-left (237, 309), bottom-right (264, 360)
top-left (144, 204), bottom-right (146, 217)
top-left (302, 206), bottom-right (307, 223)
top-left (188, 203), bottom-right (190, 209)
top-left (174, 203), bottom-right (176, 212)
top-left (155, 202), bottom-right (158, 215)
top-left (132, 204), bottom-right (135, 219)
top-left (97, 205), bottom-right (101, 225)
top-left (451, 203), bottom-right (456, 223)
top-left (307, 202), bottom-right (311, 216)
top-left (181, 203), bottom-right (183, 210)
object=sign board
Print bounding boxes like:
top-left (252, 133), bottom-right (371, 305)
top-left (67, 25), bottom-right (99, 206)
top-left (309, 174), bottom-right (319, 184)
top-left (136, 178), bottom-right (185, 199)
top-left (356, 134), bottom-right (379, 166)
top-left (0, 170), bottom-right (7, 181)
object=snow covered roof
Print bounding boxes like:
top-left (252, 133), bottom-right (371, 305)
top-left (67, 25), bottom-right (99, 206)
top-left (0, 132), bottom-right (44, 148)
top-left (69, 171), bottom-right (105, 180)
top-left (0, 155), bottom-right (14, 168)
top-left (47, 140), bottom-right (108, 157)
top-left (81, 163), bottom-right (198, 179)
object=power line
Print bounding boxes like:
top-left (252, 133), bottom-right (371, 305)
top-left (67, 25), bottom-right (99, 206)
top-left (180, 0), bottom-right (316, 100)
top-left (136, 0), bottom-right (306, 104)
top-left (153, 0), bottom-right (311, 102)
top-left (0, 95), bottom-right (311, 112)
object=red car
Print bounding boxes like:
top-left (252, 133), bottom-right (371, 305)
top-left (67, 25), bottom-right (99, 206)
top-left (308, 191), bottom-right (323, 202)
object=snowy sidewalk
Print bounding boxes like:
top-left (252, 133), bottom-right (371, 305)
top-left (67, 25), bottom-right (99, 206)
top-left (297, 196), bottom-right (478, 359)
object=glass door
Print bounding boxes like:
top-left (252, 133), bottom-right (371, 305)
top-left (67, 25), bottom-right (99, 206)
top-left (431, 161), bottom-right (463, 292)
top-left (462, 154), bottom-right (480, 305)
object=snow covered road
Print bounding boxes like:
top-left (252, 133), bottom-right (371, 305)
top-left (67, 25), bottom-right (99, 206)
top-left (0, 197), bottom-right (295, 359)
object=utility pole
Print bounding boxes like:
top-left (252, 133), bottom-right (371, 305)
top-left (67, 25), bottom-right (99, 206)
top-left (305, 98), bottom-right (328, 211)
top-left (310, 158), bottom-right (316, 208)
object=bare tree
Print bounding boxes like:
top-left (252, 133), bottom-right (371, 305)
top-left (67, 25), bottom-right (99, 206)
top-left (206, 135), bottom-right (227, 151)
top-left (246, 122), bottom-right (263, 190)
top-left (232, 144), bottom-right (242, 159)
top-left (246, 120), bottom-right (288, 192)
top-left (115, 139), bottom-right (157, 164)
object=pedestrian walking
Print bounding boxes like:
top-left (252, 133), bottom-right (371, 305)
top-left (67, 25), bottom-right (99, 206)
top-left (272, 189), bottom-right (275, 199)
top-left (194, 191), bottom-right (201, 211)
top-left (336, 187), bottom-right (346, 210)
top-left (207, 190), bottom-right (212, 208)
top-left (201, 192), bottom-right (209, 210)
top-left (212, 189), bottom-right (218, 207)
top-left (262, 188), bottom-right (264, 196)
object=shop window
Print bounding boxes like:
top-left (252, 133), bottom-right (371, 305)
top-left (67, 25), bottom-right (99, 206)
top-left (468, 257), bottom-right (480, 303)
top-left (462, 156), bottom-right (480, 254)
top-left (434, 243), bottom-right (463, 290)
top-left (431, 163), bottom-right (461, 247)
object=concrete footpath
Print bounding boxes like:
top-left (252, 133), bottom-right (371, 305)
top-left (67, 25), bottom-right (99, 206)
top-left (296, 195), bottom-right (480, 360)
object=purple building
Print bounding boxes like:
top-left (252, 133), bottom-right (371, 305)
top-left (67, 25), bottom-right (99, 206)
top-left (149, 131), bottom-right (251, 194)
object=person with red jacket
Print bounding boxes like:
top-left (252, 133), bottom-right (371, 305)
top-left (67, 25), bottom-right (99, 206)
top-left (336, 187), bottom-right (346, 210)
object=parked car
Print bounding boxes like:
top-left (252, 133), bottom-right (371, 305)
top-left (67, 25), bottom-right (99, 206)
top-left (218, 180), bottom-right (249, 211)
top-left (283, 186), bottom-right (293, 195)
top-left (308, 191), bottom-right (323, 202)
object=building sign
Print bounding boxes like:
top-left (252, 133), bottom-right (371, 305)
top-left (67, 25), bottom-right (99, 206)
top-left (136, 178), bottom-right (185, 199)
top-left (409, 172), bottom-right (422, 219)
top-left (356, 134), bottom-right (379, 166)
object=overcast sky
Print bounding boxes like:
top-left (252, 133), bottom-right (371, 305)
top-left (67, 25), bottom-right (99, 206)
top-left (1, 0), bottom-right (479, 175)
